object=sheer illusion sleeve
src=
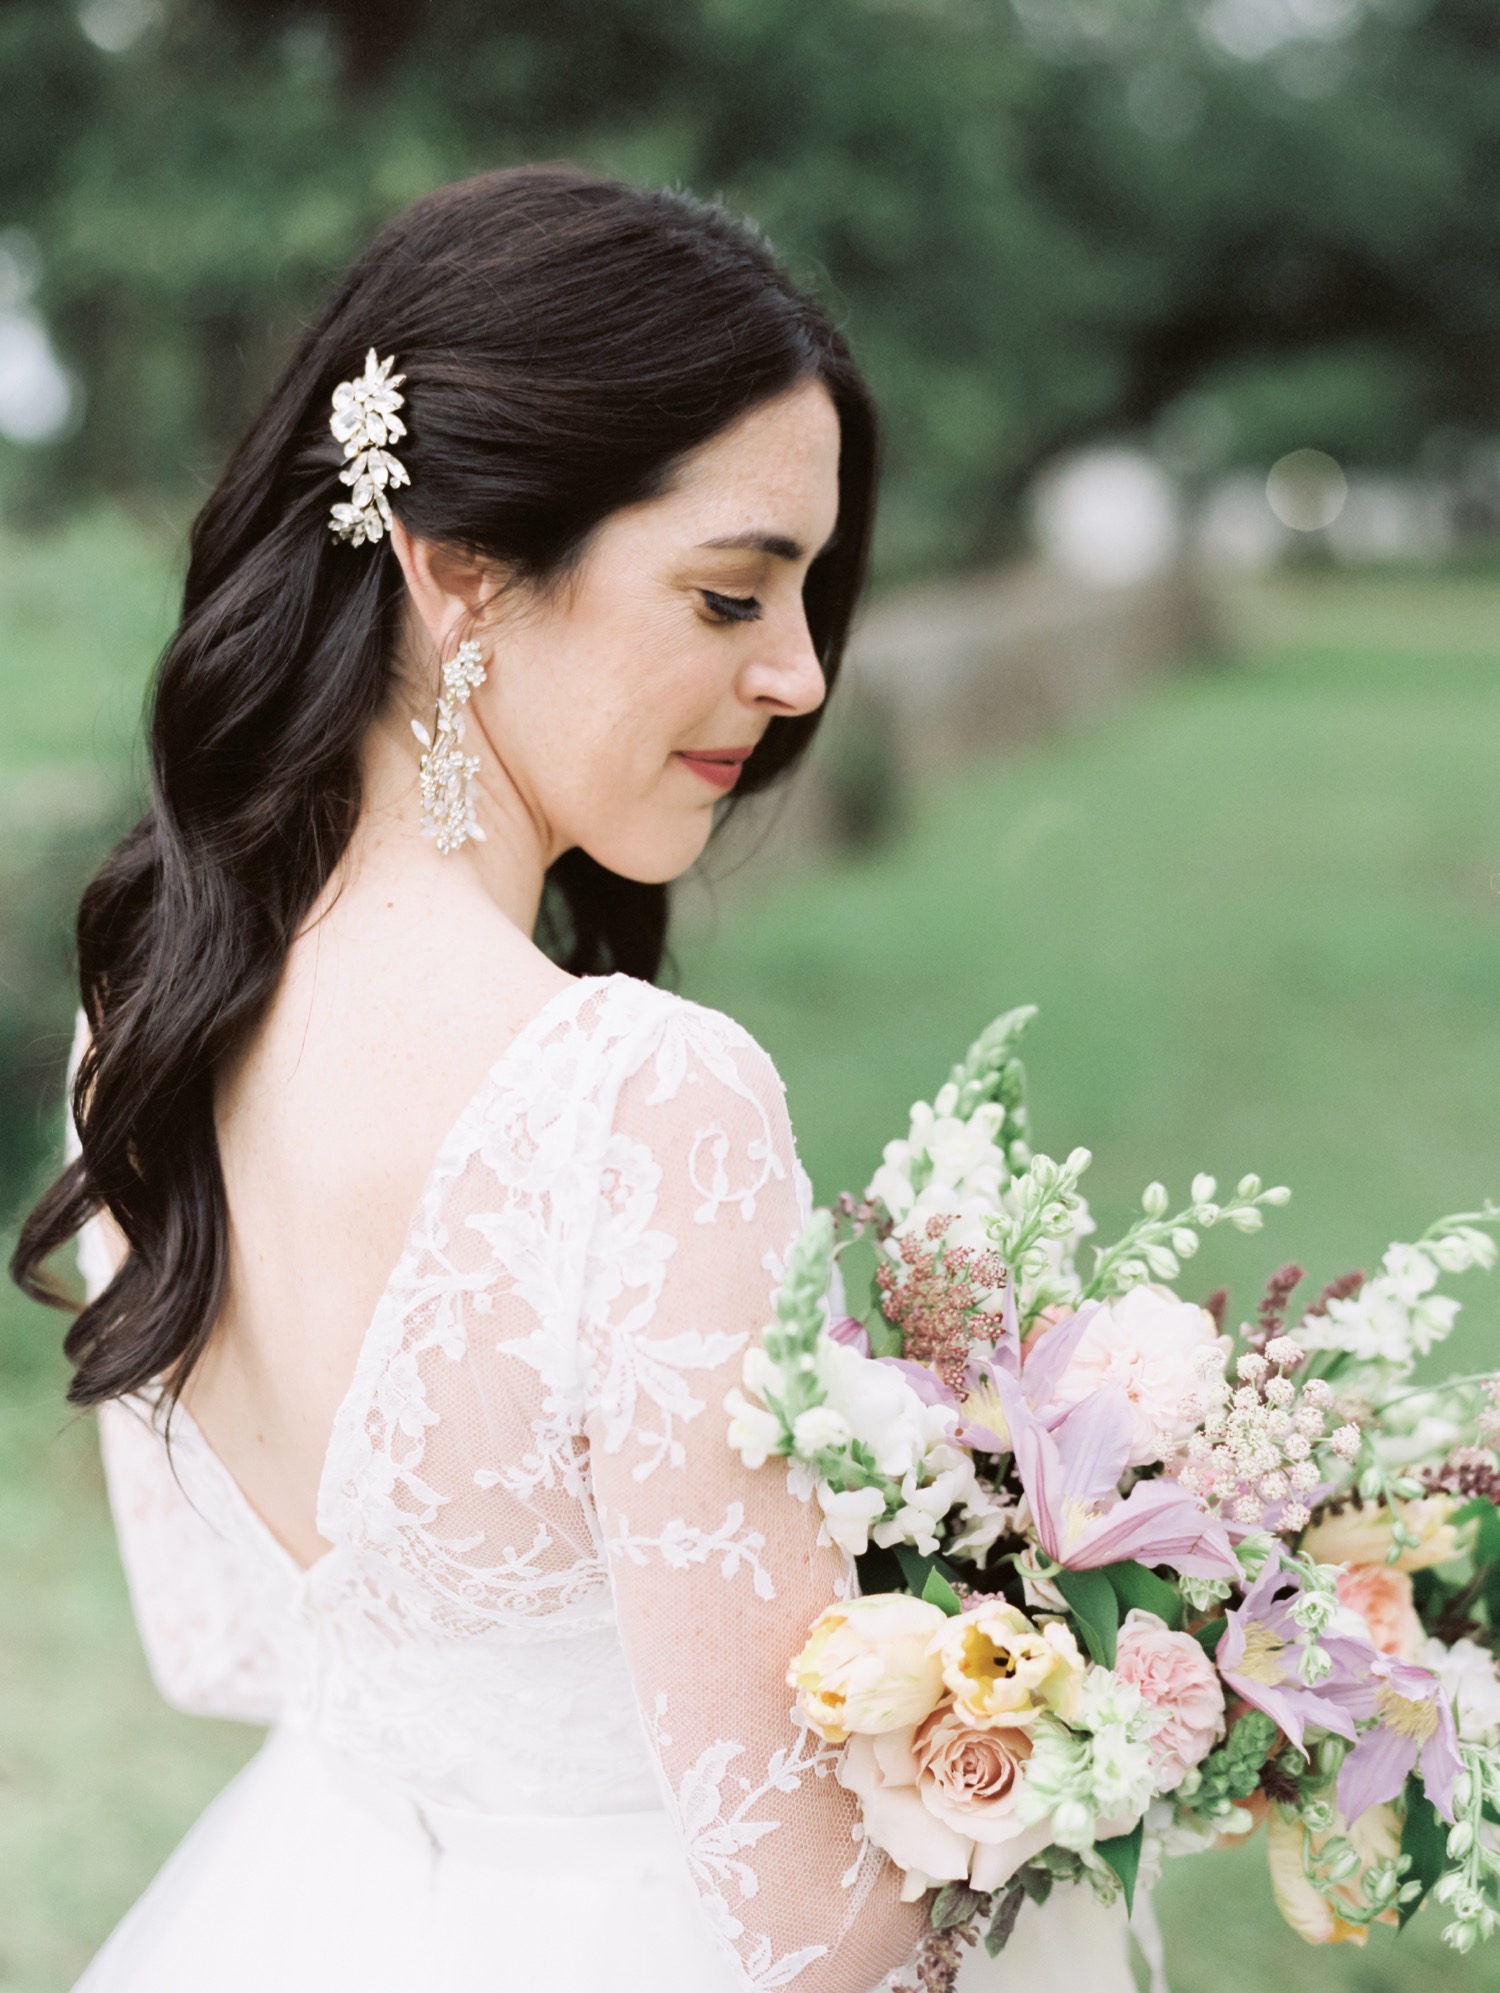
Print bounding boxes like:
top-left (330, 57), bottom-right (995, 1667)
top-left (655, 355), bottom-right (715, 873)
top-left (581, 1000), bottom-right (923, 1992)
top-left (65, 1011), bottom-right (285, 1726)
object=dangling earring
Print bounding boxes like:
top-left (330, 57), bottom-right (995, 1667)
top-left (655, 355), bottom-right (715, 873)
top-left (411, 638), bottom-right (488, 853)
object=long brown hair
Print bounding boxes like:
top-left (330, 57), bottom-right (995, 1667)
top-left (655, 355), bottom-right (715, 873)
top-left (11, 165), bottom-right (879, 1410)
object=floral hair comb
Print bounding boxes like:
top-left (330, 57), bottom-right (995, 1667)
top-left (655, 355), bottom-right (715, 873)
top-left (328, 349), bottom-right (409, 546)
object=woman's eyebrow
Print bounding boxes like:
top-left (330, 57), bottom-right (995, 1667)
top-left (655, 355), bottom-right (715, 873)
top-left (696, 529), bottom-right (837, 560)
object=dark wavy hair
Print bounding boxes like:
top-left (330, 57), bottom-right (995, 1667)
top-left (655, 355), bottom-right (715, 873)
top-left (11, 164), bottom-right (879, 1411)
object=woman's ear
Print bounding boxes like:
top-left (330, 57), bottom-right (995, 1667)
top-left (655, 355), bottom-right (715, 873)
top-left (388, 518), bottom-right (500, 653)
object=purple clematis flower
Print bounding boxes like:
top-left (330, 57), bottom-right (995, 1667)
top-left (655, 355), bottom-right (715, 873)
top-left (881, 1301), bottom-right (1110, 1455)
top-left (1337, 1655), bottom-right (1462, 1825)
top-left (1216, 1566), bottom-right (1380, 1754)
top-left (996, 1369), bottom-right (1240, 1580)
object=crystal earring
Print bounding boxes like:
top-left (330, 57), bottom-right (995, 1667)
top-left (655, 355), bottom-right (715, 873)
top-left (411, 638), bottom-right (488, 853)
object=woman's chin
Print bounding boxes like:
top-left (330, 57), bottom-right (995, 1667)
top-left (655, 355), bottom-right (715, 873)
top-left (581, 819), bottom-right (715, 888)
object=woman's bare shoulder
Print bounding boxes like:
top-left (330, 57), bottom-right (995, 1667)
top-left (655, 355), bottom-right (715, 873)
top-left (217, 861), bottom-right (573, 1228)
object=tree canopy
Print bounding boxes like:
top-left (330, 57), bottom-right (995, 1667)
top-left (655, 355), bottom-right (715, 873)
top-left (3, 0), bottom-right (1499, 572)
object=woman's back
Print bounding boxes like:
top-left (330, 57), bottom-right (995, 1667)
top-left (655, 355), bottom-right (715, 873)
top-left (189, 827), bottom-right (571, 1569)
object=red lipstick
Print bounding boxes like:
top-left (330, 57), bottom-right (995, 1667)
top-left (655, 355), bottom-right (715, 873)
top-left (675, 748), bottom-right (753, 793)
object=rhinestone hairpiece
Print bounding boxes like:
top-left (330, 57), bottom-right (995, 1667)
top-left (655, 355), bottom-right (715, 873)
top-left (328, 349), bottom-right (410, 546)
top-left (411, 638), bottom-right (488, 853)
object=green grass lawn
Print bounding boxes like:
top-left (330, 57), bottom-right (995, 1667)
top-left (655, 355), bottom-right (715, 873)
top-left (2, 524), bottom-right (1499, 1988)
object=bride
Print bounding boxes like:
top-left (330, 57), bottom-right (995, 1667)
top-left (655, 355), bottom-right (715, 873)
top-left (14, 166), bottom-right (1134, 1992)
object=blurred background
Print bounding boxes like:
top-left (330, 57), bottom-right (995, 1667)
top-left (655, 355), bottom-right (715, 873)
top-left (2, 0), bottom-right (1500, 1987)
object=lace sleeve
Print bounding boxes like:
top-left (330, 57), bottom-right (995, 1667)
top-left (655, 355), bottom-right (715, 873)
top-left (582, 1000), bottom-right (923, 1992)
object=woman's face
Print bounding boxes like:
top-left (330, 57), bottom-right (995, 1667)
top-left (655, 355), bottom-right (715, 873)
top-left (471, 379), bottom-right (842, 885)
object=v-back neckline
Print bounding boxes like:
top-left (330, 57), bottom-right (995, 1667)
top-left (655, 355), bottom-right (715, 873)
top-left (174, 973), bottom-right (610, 1582)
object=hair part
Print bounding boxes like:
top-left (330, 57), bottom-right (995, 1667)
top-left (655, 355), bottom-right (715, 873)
top-left (11, 164), bottom-right (879, 1411)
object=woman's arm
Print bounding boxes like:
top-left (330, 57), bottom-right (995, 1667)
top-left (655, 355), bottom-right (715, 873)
top-left (584, 1001), bottom-right (923, 1992)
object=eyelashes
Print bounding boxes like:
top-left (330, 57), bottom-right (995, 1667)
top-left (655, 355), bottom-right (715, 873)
top-left (699, 589), bottom-right (763, 625)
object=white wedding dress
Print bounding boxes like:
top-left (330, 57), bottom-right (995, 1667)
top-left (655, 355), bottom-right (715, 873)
top-left (71, 974), bottom-right (1136, 1992)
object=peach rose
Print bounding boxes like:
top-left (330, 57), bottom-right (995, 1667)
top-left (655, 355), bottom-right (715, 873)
top-left (838, 1708), bottom-right (1054, 1900)
top-left (1335, 1563), bottom-right (1423, 1659)
top-left (934, 1601), bottom-right (1086, 1730)
top-left (788, 1594), bottom-right (949, 1743)
top-left (1113, 1609), bottom-right (1226, 1790)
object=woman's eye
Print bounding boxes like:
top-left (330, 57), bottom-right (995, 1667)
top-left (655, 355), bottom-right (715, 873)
top-left (699, 589), bottom-right (762, 625)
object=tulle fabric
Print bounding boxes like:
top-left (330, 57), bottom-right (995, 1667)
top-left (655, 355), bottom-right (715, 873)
top-left (75, 1728), bottom-right (738, 1993)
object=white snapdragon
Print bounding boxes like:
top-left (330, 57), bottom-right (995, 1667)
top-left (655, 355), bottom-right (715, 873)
top-left (944, 1479), bottom-right (1016, 1563)
top-left (869, 1445), bottom-right (992, 1558)
top-left (724, 1388), bottom-right (786, 1470)
top-left (815, 1484), bottom-right (888, 1556)
top-left (866, 1091), bottom-right (1010, 1241)
top-left (1297, 1235), bottom-right (1482, 1370)
top-left (791, 1405), bottom-right (854, 1454)
top-left (814, 1336), bottom-right (953, 1482)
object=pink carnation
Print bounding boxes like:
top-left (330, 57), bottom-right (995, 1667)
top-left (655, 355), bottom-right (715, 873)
top-left (1114, 1608), bottom-right (1226, 1790)
top-left (1335, 1563), bottom-right (1423, 1660)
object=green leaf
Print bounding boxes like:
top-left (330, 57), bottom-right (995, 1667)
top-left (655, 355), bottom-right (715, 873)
top-left (865, 1308), bottom-right (903, 1359)
top-left (1191, 1617), bottom-right (1228, 1663)
top-left (894, 1544), bottom-right (965, 1606)
top-left (1018, 1866), bottom-right (1054, 1907)
top-left (1097, 1821), bottom-right (1144, 1915)
top-left (984, 1883), bottom-right (1026, 1957)
top-left (922, 1566), bottom-right (964, 1616)
top-left (931, 1881), bottom-right (984, 1930)
top-left (895, 1545), bottom-right (936, 1596)
top-left (1054, 1566), bottom-right (1119, 1667)
top-left (1454, 1495), bottom-right (1500, 1568)
top-left (1399, 1774), bottom-right (1446, 1926)
top-left (1103, 1559), bottom-right (1184, 1630)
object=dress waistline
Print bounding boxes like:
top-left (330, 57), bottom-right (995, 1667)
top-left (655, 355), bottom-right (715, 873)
top-left (279, 1727), bottom-right (676, 1868)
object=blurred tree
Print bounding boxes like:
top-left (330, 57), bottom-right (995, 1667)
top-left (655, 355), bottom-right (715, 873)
top-left (2, 0), bottom-right (1499, 569)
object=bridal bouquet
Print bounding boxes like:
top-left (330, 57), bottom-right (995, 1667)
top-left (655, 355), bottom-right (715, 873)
top-left (725, 1008), bottom-right (1500, 1986)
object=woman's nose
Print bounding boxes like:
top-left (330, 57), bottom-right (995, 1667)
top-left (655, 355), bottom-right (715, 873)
top-left (739, 609), bottom-right (826, 719)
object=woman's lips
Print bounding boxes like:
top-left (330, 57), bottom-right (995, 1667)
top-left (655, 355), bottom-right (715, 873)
top-left (675, 749), bottom-right (751, 793)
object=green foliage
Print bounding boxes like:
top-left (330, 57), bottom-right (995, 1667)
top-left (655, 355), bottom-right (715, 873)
top-left (921, 1564), bottom-right (965, 1617)
top-left (1188, 1710), bottom-right (1279, 1818)
top-left (7, 4), bottom-right (1500, 565)
top-left (1401, 1774), bottom-right (1448, 1927)
top-left (1191, 1616), bottom-right (1228, 1663)
top-left (1054, 1565), bottom-right (1119, 1667)
top-left (1097, 1818), bottom-right (1145, 1915)
top-left (1103, 1558), bottom-right (1185, 1630)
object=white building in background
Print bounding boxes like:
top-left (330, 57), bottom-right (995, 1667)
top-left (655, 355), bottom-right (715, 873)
top-left (1197, 457), bottom-right (1454, 570)
top-left (1031, 447), bottom-right (1182, 588)
top-left (0, 229), bottom-right (78, 447)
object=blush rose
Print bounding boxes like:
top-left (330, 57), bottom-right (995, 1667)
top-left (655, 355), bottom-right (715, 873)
top-left (838, 1704), bottom-right (1053, 1899)
top-left (1050, 1286), bottom-right (1222, 1468)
